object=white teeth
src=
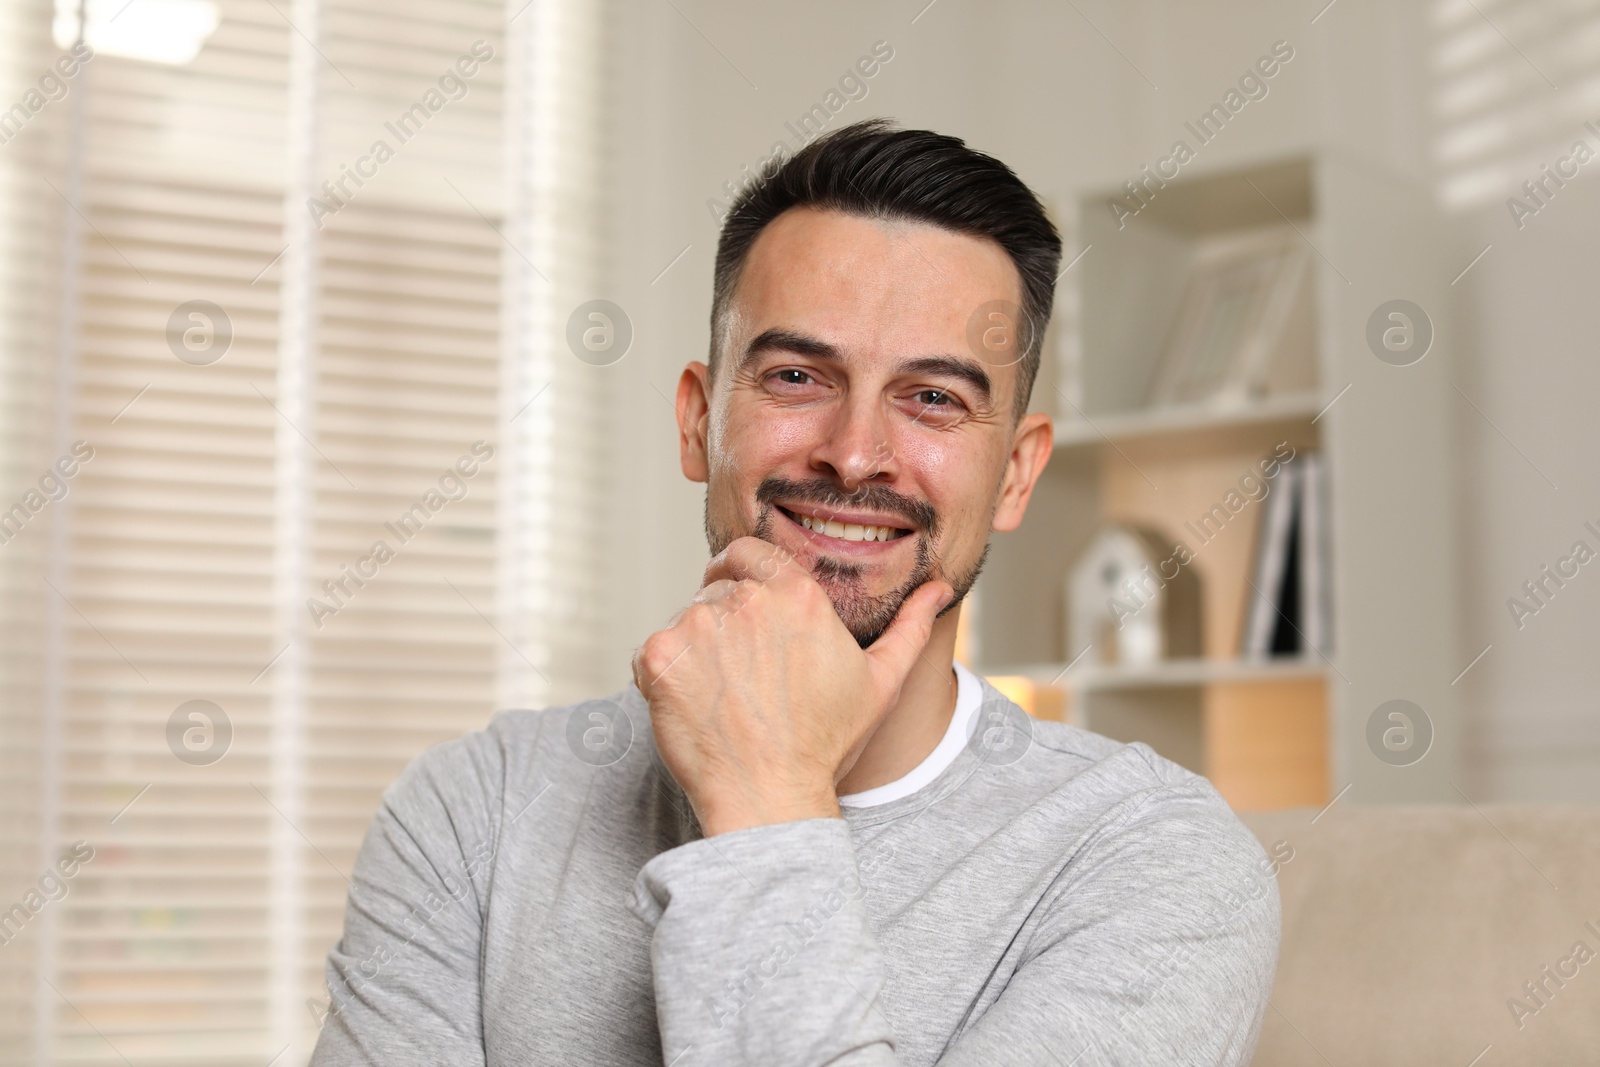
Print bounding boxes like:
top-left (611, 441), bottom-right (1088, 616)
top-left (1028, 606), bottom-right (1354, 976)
top-left (793, 512), bottom-right (903, 542)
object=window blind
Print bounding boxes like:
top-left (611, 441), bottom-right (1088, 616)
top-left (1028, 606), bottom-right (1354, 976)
top-left (1432, 0), bottom-right (1600, 210)
top-left (0, 0), bottom-right (612, 1061)
top-left (0, 0), bottom-right (74, 1057)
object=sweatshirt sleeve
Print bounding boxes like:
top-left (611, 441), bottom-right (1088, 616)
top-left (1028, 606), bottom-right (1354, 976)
top-left (630, 785), bottom-right (1279, 1067)
top-left (308, 730), bottom-right (505, 1067)
top-left (629, 818), bottom-right (899, 1065)
top-left (936, 786), bottom-right (1282, 1066)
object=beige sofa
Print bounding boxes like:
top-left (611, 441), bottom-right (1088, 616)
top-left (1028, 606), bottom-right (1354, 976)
top-left (1239, 805), bottom-right (1600, 1065)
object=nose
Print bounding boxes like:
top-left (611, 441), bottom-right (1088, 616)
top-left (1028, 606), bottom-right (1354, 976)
top-left (807, 392), bottom-right (897, 493)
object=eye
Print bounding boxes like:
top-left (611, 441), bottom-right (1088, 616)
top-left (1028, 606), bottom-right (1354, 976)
top-left (772, 368), bottom-right (813, 386)
top-left (900, 387), bottom-right (968, 427)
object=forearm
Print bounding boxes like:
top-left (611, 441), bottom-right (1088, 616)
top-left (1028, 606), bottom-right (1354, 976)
top-left (630, 818), bottom-right (898, 1065)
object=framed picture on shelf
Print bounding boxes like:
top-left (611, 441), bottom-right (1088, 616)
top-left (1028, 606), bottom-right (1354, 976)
top-left (1145, 225), bottom-right (1311, 409)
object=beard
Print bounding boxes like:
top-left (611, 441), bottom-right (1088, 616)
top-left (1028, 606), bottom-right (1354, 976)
top-left (704, 475), bottom-right (991, 649)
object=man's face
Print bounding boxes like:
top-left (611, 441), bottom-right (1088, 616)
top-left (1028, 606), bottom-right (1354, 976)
top-left (679, 206), bottom-right (1051, 648)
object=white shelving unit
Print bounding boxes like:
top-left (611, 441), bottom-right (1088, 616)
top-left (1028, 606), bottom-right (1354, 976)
top-left (972, 153), bottom-right (1460, 808)
top-left (1050, 389), bottom-right (1323, 450)
top-left (1003, 656), bottom-right (1328, 693)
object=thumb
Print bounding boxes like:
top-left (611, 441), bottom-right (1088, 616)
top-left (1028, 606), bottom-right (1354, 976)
top-left (865, 580), bottom-right (955, 693)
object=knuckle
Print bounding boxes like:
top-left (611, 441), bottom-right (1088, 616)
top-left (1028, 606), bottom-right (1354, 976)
top-left (694, 579), bottom-right (734, 603)
top-left (705, 600), bottom-right (734, 629)
top-left (794, 577), bottom-right (831, 612)
top-left (754, 544), bottom-right (795, 580)
top-left (713, 582), bottom-right (760, 625)
top-left (688, 600), bottom-right (733, 633)
top-left (638, 631), bottom-right (679, 676)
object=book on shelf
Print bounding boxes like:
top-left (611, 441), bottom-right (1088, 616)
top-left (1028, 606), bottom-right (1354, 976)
top-left (1243, 458), bottom-right (1299, 656)
top-left (1298, 451), bottom-right (1330, 654)
top-left (1242, 452), bottom-right (1330, 658)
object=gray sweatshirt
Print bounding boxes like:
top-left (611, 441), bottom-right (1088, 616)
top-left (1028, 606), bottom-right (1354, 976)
top-left (309, 664), bottom-right (1280, 1066)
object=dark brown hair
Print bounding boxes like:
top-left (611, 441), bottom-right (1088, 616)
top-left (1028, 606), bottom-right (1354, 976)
top-left (709, 118), bottom-right (1062, 420)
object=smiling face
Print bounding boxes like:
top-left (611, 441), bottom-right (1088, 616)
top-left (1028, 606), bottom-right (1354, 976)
top-left (677, 206), bottom-right (1053, 648)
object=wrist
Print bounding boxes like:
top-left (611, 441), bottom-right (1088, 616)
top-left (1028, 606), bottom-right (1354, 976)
top-left (696, 787), bottom-right (841, 837)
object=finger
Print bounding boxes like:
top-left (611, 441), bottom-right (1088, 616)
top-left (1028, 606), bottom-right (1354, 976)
top-left (864, 580), bottom-right (954, 693)
top-left (633, 627), bottom-right (694, 698)
top-left (693, 578), bottom-right (759, 626)
top-left (702, 535), bottom-right (799, 588)
top-left (629, 643), bottom-right (648, 695)
top-left (631, 637), bottom-right (663, 695)
top-left (692, 578), bottom-right (743, 605)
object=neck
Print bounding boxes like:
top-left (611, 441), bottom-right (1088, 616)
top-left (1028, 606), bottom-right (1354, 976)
top-left (835, 602), bottom-right (962, 796)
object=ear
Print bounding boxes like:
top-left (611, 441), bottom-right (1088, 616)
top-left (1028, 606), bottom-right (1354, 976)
top-left (992, 411), bottom-right (1053, 533)
top-left (677, 361), bottom-right (713, 483)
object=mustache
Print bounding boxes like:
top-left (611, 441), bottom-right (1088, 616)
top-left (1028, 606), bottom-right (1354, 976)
top-left (755, 475), bottom-right (937, 537)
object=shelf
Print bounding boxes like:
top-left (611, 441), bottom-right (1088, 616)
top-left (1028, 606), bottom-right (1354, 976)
top-left (978, 149), bottom-right (1460, 805)
top-left (984, 655), bottom-right (1327, 693)
top-left (1053, 390), bottom-right (1324, 452)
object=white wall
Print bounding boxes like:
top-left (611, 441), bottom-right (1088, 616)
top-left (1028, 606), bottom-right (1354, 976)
top-left (599, 0), bottom-right (1600, 802)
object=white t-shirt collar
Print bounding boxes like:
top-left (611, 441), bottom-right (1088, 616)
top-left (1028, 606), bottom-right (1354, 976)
top-left (838, 660), bottom-right (983, 808)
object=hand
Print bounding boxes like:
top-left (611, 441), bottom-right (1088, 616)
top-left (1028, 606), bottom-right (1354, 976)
top-left (631, 536), bottom-right (954, 837)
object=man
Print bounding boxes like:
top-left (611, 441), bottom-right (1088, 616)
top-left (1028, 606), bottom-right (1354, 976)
top-left (310, 119), bottom-right (1280, 1066)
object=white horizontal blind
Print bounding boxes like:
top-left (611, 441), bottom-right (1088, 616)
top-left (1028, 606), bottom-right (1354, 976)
top-left (1432, 0), bottom-right (1600, 209)
top-left (301, 0), bottom-right (509, 1043)
top-left (0, 0), bottom-right (72, 1059)
top-left (0, 0), bottom-right (612, 1061)
top-left (52, 0), bottom-right (290, 1058)
top-left (57, 174), bottom-right (285, 1064)
top-left (301, 198), bottom-right (505, 1030)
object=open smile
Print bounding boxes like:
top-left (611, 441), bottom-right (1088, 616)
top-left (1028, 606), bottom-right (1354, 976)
top-left (774, 502), bottom-right (914, 555)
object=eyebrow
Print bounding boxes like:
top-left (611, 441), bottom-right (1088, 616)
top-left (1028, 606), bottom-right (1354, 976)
top-left (738, 327), bottom-right (995, 408)
top-left (740, 328), bottom-right (836, 369)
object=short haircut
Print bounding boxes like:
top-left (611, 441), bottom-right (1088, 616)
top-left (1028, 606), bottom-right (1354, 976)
top-left (709, 118), bottom-right (1062, 421)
